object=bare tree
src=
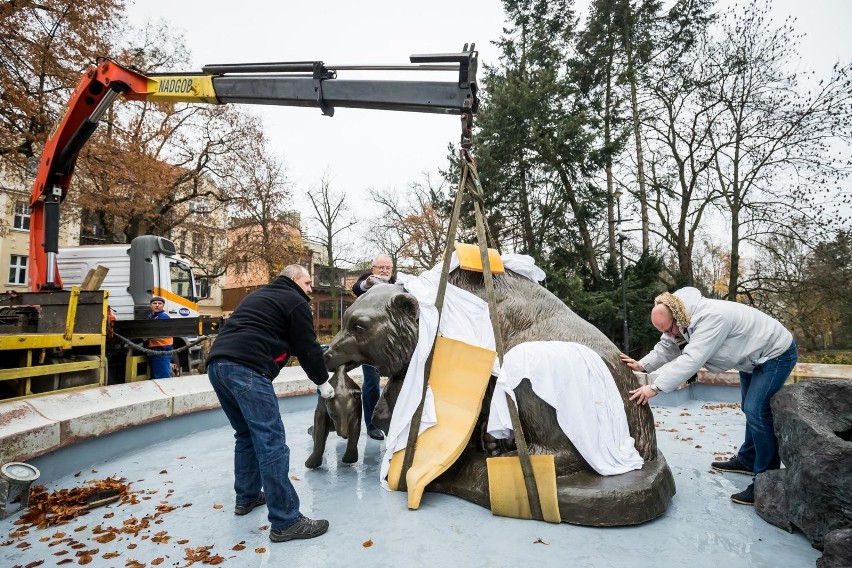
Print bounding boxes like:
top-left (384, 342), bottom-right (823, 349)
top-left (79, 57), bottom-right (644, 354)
top-left (217, 126), bottom-right (306, 282)
top-left (368, 172), bottom-right (450, 272)
top-left (704, 0), bottom-right (852, 299)
top-left (305, 172), bottom-right (357, 333)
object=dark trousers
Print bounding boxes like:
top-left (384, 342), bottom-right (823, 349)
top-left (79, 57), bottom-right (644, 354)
top-left (737, 341), bottom-right (798, 474)
top-left (207, 359), bottom-right (301, 530)
top-left (361, 365), bottom-right (381, 429)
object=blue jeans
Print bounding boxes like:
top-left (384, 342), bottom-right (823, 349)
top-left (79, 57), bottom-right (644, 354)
top-left (361, 365), bottom-right (381, 429)
top-left (207, 359), bottom-right (301, 530)
top-left (737, 341), bottom-right (798, 474)
top-left (148, 346), bottom-right (172, 379)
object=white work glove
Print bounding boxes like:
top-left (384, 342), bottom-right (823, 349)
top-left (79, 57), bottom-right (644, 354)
top-left (318, 381), bottom-right (335, 399)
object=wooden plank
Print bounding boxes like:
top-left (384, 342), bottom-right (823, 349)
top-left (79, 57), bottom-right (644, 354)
top-left (81, 266), bottom-right (109, 291)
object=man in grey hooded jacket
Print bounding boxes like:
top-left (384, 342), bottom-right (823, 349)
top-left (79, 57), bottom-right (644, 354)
top-left (620, 287), bottom-right (797, 505)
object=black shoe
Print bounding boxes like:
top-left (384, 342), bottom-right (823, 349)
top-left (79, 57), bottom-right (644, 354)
top-left (367, 426), bottom-right (385, 440)
top-left (234, 493), bottom-right (266, 516)
top-left (731, 483), bottom-right (755, 505)
top-left (270, 516), bottom-right (329, 542)
top-left (711, 456), bottom-right (752, 475)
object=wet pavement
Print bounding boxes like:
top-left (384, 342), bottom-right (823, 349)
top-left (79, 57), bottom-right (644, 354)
top-left (1, 395), bottom-right (820, 568)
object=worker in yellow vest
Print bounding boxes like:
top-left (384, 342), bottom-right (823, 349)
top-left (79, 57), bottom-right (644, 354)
top-left (147, 296), bottom-right (173, 379)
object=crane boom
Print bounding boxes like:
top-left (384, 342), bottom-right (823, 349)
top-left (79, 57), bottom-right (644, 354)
top-left (29, 46), bottom-right (478, 292)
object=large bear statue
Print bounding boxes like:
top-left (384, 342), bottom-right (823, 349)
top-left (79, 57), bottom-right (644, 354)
top-left (324, 268), bottom-right (676, 526)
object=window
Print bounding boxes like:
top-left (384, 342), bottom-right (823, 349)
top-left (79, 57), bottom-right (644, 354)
top-left (169, 259), bottom-right (194, 301)
top-left (318, 301), bottom-right (334, 319)
top-left (192, 232), bottom-right (203, 257)
top-left (8, 255), bottom-right (27, 285)
top-left (179, 231), bottom-right (187, 254)
top-left (13, 202), bottom-right (30, 231)
top-left (190, 197), bottom-right (212, 217)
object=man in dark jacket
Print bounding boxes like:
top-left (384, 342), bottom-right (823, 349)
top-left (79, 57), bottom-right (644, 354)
top-left (351, 255), bottom-right (396, 440)
top-left (207, 264), bottom-right (333, 543)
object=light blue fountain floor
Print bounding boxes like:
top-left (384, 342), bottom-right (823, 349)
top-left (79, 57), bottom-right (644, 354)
top-left (1, 395), bottom-right (819, 568)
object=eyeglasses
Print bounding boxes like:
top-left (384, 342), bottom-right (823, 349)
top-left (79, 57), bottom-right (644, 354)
top-left (372, 265), bottom-right (392, 270)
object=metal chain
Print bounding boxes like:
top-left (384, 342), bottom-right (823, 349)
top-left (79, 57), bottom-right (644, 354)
top-left (109, 330), bottom-right (212, 357)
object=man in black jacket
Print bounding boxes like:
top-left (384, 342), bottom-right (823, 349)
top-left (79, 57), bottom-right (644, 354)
top-left (351, 255), bottom-right (396, 440)
top-left (207, 264), bottom-right (333, 543)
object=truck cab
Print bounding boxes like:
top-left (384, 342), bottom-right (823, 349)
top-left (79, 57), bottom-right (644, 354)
top-left (58, 235), bottom-right (206, 376)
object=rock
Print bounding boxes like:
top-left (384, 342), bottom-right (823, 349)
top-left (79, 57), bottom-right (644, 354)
top-left (756, 379), bottom-right (852, 551)
top-left (817, 527), bottom-right (852, 568)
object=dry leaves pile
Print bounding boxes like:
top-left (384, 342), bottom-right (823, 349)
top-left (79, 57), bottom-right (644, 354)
top-left (4, 468), bottom-right (237, 567)
top-left (13, 477), bottom-right (132, 531)
top-left (702, 403), bottom-right (741, 410)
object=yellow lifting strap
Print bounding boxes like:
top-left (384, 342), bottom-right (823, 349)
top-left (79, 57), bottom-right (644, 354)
top-left (396, 152), bottom-right (555, 522)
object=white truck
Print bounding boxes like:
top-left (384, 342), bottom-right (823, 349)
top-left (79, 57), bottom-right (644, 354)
top-left (57, 235), bottom-right (210, 377)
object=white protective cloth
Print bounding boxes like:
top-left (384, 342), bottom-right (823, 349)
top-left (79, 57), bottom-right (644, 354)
top-left (379, 259), bottom-right (496, 489)
top-left (486, 341), bottom-right (644, 476)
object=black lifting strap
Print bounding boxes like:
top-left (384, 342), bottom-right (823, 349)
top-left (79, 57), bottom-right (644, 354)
top-left (398, 152), bottom-right (544, 521)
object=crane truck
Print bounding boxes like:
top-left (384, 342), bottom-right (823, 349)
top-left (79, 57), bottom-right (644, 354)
top-left (0, 45), bottom-right (478, 401)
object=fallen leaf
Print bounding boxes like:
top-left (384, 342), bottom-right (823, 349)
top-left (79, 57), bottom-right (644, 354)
top-left (93, 533), bottom-right (116, 544)
top-left (290, 475), bottom-right (300, 481)
top-left (152, 558), bottom-right (165, 565)
top-left (74, 525), bottom-right (87, 532)
top-left (533, 538), bottom-right (549, 545)
top-left (103, 512), bottom-right (115, 519)
top-left (127, 543), bottom-right (137, 549)
top-left (24, 561), bottom-right (44, 567)
top-left (56, 560), bottom-right (74, 566)
top-left (362, 539), bottom-right (373, 548)
top-left (695, 444), bottom-right (703, 449)
top-left (176, 456), bottom-right (186, 460)
top-left (177, 539), bottom-right (190, 545)
top-left (213, 504), bottom-right (224, 510)
top-left (159, 470), bottom-right (168, 474)
top-left (232, 544), bottom-right (246, 551)
top-left (103, 552), bottom-right (120, 559)
top-left (74, 472), bottom-right (82, 477)
top-left (255, 548), bottom-right (267, 553)
top-left (78, 554), bottom-right (93, 564)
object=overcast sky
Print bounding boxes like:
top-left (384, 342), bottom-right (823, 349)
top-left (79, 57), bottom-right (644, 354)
top-left (124, 0), bottom-right (851, 254)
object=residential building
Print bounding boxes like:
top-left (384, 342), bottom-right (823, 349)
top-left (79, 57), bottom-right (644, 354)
top-left (0, 165), bottom-right (80, 293)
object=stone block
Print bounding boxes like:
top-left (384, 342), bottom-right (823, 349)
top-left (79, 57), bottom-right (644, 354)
top-left (26, 382), bottom-right (172, 445)
top-left (0, 401), bottom-right (60, 463)
top-left (154, 375), bottom-right (221, 415)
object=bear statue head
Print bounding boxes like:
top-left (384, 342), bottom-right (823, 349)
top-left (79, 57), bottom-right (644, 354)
top-left (324, 284), bottom-right (420, 377)
top-left (324, 284), bottom-right (420, 435)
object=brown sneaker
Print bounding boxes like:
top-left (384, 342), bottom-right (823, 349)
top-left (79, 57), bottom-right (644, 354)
top-left (234, 493), bottom-right (265, 516)
top-left (270, 516), bottom-right (329, 542)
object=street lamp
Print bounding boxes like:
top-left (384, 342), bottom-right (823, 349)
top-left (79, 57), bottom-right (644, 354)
top-left (613, 189), bottom-right (630, 353)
